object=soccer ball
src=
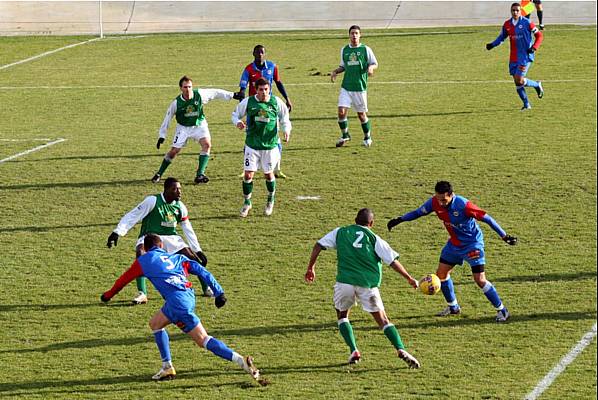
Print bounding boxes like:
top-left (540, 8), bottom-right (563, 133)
top-left (419, 274), bottom-right (441, 295)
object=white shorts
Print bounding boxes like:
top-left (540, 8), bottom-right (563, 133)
top-left (172, 121), bottom-right (210, 148)
top-left (135, 234), bottom-right (188, 253)
top-left (244, 146), bottom-right (280, 173)
top-left (333, 282), bottom-right (385, 313)
top-left (338, 88), bottom-right (368, 113)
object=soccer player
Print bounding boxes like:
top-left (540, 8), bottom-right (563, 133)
top-left (305, 208), bottom-right (421, 368)
top-left (239, 45), bottom-right (292, 178)
top-left (331, 25), bottom-right (378, 148)
top-left (527, 0), bottom-right (545, 30)
top-left (151, 75), bottom-right (243, 184)
top-left (232, 78), bottom-right (291, 218)
top-left (106, 177), bottom-right (212, 303)
top-left (101, 234), bottom-right (260, 382)
top-left (486, 2), bottom-right (544, 111)
top-left (387, 181), bottom-right (518, 322)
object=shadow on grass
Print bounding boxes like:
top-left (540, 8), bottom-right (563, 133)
top-left (0, 179), bottom-right (148, 191)
top-left (0, 222), bottom-right (114, 233)
top-left (459, 271), bottom-right (597, 284)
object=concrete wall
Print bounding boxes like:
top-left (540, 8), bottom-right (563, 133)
top-left (1, 1), bottom-right (596, 36)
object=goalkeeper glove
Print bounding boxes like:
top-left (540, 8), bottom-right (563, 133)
top-left (100, 293), bottom-right (111, 303)
top-left (156, 137), bottom-right (165, 149)
top-left (387, 217), bottom-right (404, 232)
top-left (107, 232), bottom-right (119, 248)
top-left (196, 251), bottom-right (208, 266)
top-left (527, 47), bottom-right (536, 54)
top-left (233, 91), bottom-right (245, 101)
top-left (503, 235), bottom-right (518, 246)
top-left (486, 43), bottom-right (494, 51)
top-left (215, 294), bottom-right (227, 308)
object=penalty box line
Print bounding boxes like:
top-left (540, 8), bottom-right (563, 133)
top-left (0, 138), bottom-right (67, 164)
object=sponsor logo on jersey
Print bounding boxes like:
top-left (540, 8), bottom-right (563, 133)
top-left (255, 109), bottom-right (270, 123)
top-left (453, 211), bottom-right (459, 216)
top-left (347, 52), bottom-right (360, 66)
top-left (184, 105), bottom-right (199, 118)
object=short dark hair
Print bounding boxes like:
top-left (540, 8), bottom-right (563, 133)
top-left (349, 25), bottom-right (361, 34)
top-left (511, 2), bottom-right (521, 9)
top-left (164, 177), bottom-right (179, 190)
top-left (143, 233), bottom-right (162, 251)
top-left (435, 181), bottom-right (453, 194)
top-left (253, 44), bottom-right (265, 53)
top-left (179, 75), bottom-right (192, 87)
top-left (355, 208), bottom-right (374, 226)
top-left (254, 77), bottom-right (270, 89)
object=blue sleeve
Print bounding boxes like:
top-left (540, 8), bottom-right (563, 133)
top-left (188, 261), bottom-right (224, 297)
top-left (491, 26), bottom-right (508, 47)
top-left (275, 81), bottom-right (289, 100)
top-left (481, 214), bottom-right (506, 238)
top-left (239, 69), bottom-right (249, 90)
top-left (401, 198), bottom-right (433, 221)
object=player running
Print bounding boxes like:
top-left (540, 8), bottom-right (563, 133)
top-left (305, 208), bottom-right (421, 368)
top-left (101, 234), bottom-right (260, 382)
top-left (387, 181), bottom-right (518, 322)
top-left (486, 2), bottom-right (544, 110)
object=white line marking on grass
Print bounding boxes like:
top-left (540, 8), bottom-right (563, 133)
top-left (0, 138), bottom-right (66, 164)
top-left (0, 138), bottom-right (53, 142)
top-left (296, 196), bottom-right (321, 200)
top-left (0, 38), bottom-right (100, 71)
top-left (524, 322), bottom-right (597, 400)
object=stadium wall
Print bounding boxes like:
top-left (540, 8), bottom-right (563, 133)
top-left (1, 1), bottom-right (596, 36)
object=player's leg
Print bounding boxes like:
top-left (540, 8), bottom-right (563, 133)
top-left (274, 137), bottom-right (286, 178)
top-left (132, 242), bottom-right (148, 304)
top-left (436, 244), bottom-right (461, 315)
top-left (334, 283), bottom-right (359, 363)
top-left (354, 92), bottom-right (372, 147)
top-left (149, 309), bottom-right (176, 380)
top-left (369, 310), bottom-right (420, 369)
top-left (336, 89), bottom-right (352, 147)
top-left (467, 249), bottom-right (509, 322)
top-left (262, 149), bottom-right (279, 216)
top-left (240, 147), bottom-right (258, 217)
top-left (521, 62), bottom-right (544, 99)
top-left (534, 1), bottom-right (544, 29)
top-left (194, 125), bottom-right (211, 184)
top-left (512, 66), bottom-right (532, 110)
top-left (153, 127), bottom-right (186, 183)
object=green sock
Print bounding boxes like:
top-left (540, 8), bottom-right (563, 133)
top-left (242, 180), bottom-right (253, 204)
top-left (197, 153), bottom-right (209, 176)
top-left (338, 119), bottom-right (350, 139)
top-left (136, 277), bottom-right (147, 294)
top-left (383, 324), bottom-right (405, 350)
top-left (338, 319), bottom-right (357, 353)
top-left (266, 179), bottom-right (276, 203)
top-left (361, 120), bottom-right (371, 138)
top-left (157, 158), bottom-right (172, 176)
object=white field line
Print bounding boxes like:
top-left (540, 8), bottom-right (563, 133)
top-left (0, 38), bottom-right (100, 71)
top-left (524, 322), bottom-right (598, 400)
top-left (0, 79), bottom-right (594, 91)
top-left (296, 195), bottom-right (321, 200)
top-left (0, 138), bottom-right (66, 164)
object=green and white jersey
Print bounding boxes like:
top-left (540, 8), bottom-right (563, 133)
top-left (339, 43), bottom-right (378, 92)
top-left (231, 94), bottom-right (292, 150)
top-left (318, 224), bottom-right (399, 288)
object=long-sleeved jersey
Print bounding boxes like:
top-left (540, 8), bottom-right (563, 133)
top-left (490, 17), bottom-right (543, 63)
top-left (239, 61), bottom-right (280, 96)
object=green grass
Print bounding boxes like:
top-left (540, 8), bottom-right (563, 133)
top-left (0, 26), bottom-right (596, 399)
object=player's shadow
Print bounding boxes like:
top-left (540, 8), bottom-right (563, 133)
top-left (8, 154), bottom-right (158, 163)
top-left (289, 110), bottom-right (479, 122)
top-left (0, 222), bottom-right (113, 233)
top-left (0, 301), bottom-right (108, 312)
top-left (0, 179), bottom-right (148, 191)
top-left (458, 271), bottom-right (597, 284)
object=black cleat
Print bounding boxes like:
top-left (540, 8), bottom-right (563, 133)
top-left (194, 174), bottom-right (209, 184)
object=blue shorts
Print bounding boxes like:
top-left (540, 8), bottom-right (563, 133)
top-left (509, 61), bottom-right (531, 77)
top-left (440, 241), bottom-right (486, 268)
top-left (161, 292), bottom-right (200, 333)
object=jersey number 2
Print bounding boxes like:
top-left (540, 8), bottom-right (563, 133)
top-left (353, 231), bottom-right (364, 248)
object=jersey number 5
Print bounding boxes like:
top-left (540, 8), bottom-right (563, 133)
top-left (160, 256), bottom-right (176, 270)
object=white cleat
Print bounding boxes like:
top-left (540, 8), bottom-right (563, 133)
top-left (132, 291), bottom-right (148, 305)
top-left (362, 137), bottom-right (372, 147)
top-left (398, 349), bottom-right (421, 369)
top-left (335, 137), bottom-right (350, 147)
top-left (264, 201), bottom-right (274, 216)
top-left (495, 308), bottom-right (510, 323)
top-left (239, 203), bottom-right (252, 218)
top-left (152, 366), bottom-right (176, 380)
top-left (242, 356), bottom-right (260, 380)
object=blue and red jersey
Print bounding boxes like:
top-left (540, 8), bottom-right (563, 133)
top-left (402, 195), bottom-right (506, 247)
top-left (239, 61), bottom-right (280, 96)
top-left (103, 247), bottom-right (223, 302)
top-left (491, 17), bottom-right (543, 63)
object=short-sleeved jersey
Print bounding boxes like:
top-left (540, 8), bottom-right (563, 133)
top-left (318, 224), bottom-right (399, 289)
top-left (240, 61), bottom-right (280, 96)
top-left (340, 44), bottom-right (377, 92)
top-left (139, 194), bottom-right (187, 238)
top-left (175, 89), bottom-right (205, 126)
top-left (492, 17), bottom-right (541, 63)
top-left (417, 195), bottom-right (487, 247)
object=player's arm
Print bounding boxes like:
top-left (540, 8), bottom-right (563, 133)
top-left (108, 196), bottom-right (156, 247)
top-left (198, 88), bottom-right (244, 103)
top-left (465, 202), bottom-right (517, 245)
top-left (374, 236), bottom-right (418, 289)
top-left (387, 199), bottom-right (433, 231)
top-left (101, 260), bottom-right (144, 301)
top-left (273, 66), bottom-right (292, 112)
top-left (331, 48), bottom-right (346, 82)
top-left (366, 46), bottom-right (378, 76)
top-left (486, 26), bottom-right (508, 50)
top-left (239, 68), bottom-right (250, 97)
top-left (275, 97), bottom-right (292, 143)
top-left (178, 202), bottom-right (202, 252)
top-left (157, 100), bottom-right (177, 149)
top-left (185, 260), bottom-right (226, 307)
top-left (232, 98), bottom-right (249, 130)
top-left (305, 228), bottom-right (339, 283)
top-left (529, 24), bottom-right (543, 52)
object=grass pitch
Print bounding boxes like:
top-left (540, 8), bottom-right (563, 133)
top-left (0, 25), bottom-right (596, 399)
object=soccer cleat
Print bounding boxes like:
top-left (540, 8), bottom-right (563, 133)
top-left (495, 308), bottom-right (510, 323)
top-left (239, 203), bottom-right (252, 218)
top-left (132, 291), bottom-right (148, 305)
top-left (520, 104), bottom-right (532, 111)
top-left (398, 349), bottom-right (421, 369)
top-left (202, 287), bottom-right (214, 297)
top-left (362, 135), bottom-right (372, 147)
top-left (242, 356), bottom-right (260, 380)
top-left (194, 174), bottom-right (209, 184)
top-left (535, 81), bottom-right (544, 99)
top-left (348, 350), bottom-right (361, 364)
top-left (152, 366), bottom-right (176, 381)
top-left (436, 305), bottom-right (461, 317)
top-left (151, 173), bottom-right (161, 183)
top-left (539, 24), bottom-right (545, 30)
top-left (335, 137), bottom-right (351, 147)
top-left (264, 201), bottom-right (274, 216)
top-left (274, 170), bottom-right (287, 179)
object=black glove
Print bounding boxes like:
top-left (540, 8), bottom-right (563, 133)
top-left (387, 217), bottom-right (404, 232)
top-left (196, 251), bottom-right (208, 266)
top-left (215, 293), bottom-right (227, 308)
top-left (503, 235), bottom-right (518, 246)
top-left (486, 43), bottom-right (494, 51)
top-left (107, 232), bottom-right (119, 248)
top-left (156, 137), bottom-right (165, 149)
top-left (100, 293), bottom-right (110, 303)
top-left (527, 47), bottom-right (536, 54)
top-left (233, 91), bottom-right (245, 101)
